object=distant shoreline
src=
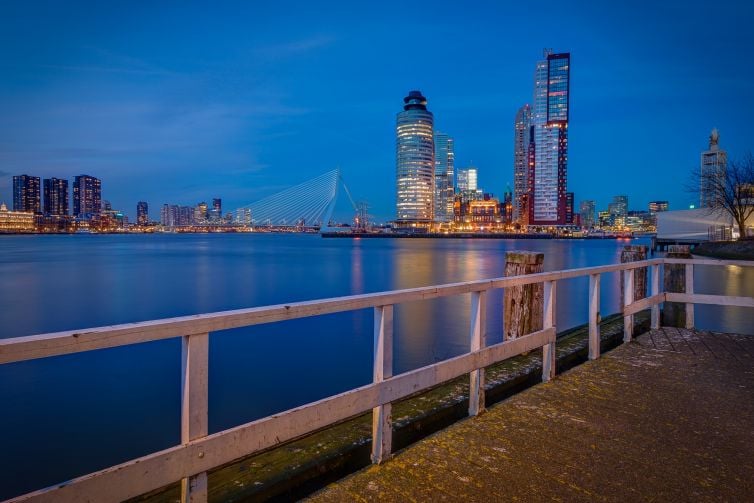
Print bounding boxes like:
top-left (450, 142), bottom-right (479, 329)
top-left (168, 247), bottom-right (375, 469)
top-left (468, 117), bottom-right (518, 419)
top-left (321, 232), bottom-right (636, 240)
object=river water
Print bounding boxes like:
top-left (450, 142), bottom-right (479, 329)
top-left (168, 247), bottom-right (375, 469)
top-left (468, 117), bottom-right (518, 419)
top-left (0, 234), bottom-right (751, 498)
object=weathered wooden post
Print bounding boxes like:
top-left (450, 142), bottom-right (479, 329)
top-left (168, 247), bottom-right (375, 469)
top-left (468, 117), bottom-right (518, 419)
top-left (620, 245), bottom-right (647, 342)
top-left (662, 245), bottom-right (691, 327)
top-left (620, 245), bottom-right (648, 306)
top-left (503, 251), bottom-right (544, 341)
top-left (468, 290), bottom-right (486, 417)
top-left (181, 332), bottom-right (209, 503)
top-left (371, 305), bottom-right (393, 464)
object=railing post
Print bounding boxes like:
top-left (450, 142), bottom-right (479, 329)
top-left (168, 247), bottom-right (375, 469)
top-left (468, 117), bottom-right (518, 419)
top-left (588, 273), bottom-right (600, 360)
top-left (623, 269), bottom-right (634, 342)
top-left (372, 305), bottom-right (393, 464)
top-left (651, 264), bottom-right (660, 329)
top-left (542, 280), bottom-right (556, 382)
top-left (181, 333), bottom-right (209, 503)
top-left (469, 290), bottom-right (486, 416)
top-left (685, 263), bottom-right (695, 329)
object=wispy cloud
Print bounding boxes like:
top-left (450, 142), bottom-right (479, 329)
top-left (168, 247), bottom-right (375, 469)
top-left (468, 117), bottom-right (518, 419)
top-left (253, 34), bottom-right (336, 59)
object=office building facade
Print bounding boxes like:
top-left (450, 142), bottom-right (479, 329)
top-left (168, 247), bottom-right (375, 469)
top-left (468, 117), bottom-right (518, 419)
top-left (43, 178), bottom-right (69, 216)
top-left (529, 51), bottom-right (570, 225)
top-left (12, 175), bottom-right (41, 213)
top-left (579, 200), bottom-right (596, 228)
top-left (513, 104), bottom-right (531, 223)
top-left (137, 201), bottom-right (149, 225)
top-left (396, 90), bottom-right (435, 226)
top-left (700, 128), bottom-right (727, 208)
top-left (434, 132), bottom-right (455, 223)
top-left (73, 175), bottom-right (102, 218)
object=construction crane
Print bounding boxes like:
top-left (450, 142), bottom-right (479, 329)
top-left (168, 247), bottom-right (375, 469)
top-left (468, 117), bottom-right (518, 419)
top-left (339, 172), bottom-right (370, 231)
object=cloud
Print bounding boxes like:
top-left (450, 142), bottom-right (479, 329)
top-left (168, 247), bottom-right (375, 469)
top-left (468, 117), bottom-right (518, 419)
top-left (253, 35), bottom-right (336, 59)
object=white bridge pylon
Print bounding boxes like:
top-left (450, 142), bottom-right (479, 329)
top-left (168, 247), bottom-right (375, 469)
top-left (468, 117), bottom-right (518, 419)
top-left (233, 169), bottom-right (344, 228)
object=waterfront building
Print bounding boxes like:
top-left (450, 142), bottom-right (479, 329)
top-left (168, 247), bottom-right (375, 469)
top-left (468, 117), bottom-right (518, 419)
top-left (434, 132), bottom-right (455, 223)
top-left (195, 202), bottom-right (208, 223)
top-left (608, 195), bottom-right (628, 218)
top-left (396, 90), bottom-right (434, 227)
top-left (649, 201), bottom-right (669, 215)
top-left (177, 206), bottom-right (192, 226)
top-left (700, 129), bottom-right (727, 208)
top-left (565, 192), bottom-right (574, 224)
top-left (457, 166), bottom-right (478, 193)
top-left (0, 202), bottom-right (36, 232)
top-left (210, 198), bottom-right (222, 222)
top-left (43, 178), bottom-right (69, 216)
top-left (513, 104), bottom-right (532, 223)
top-left (598, 210), bottom-right (611, 229)
top-left (12, 174), bottom-right (41, 213)
top-left (73, 175), bottom-right (101, 219)
top-left (529, 50), bottom-right (570, 225)
top-left (579, 200), bottom-right (596, 229)
top-left (137, 201), bottom-right (149, 225)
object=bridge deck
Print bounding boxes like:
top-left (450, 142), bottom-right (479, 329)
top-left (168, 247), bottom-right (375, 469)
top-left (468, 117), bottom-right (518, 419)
top-left (308, 328), bottom-right (754, 502)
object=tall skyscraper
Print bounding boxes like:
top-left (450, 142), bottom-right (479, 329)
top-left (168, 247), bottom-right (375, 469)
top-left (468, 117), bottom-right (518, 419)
top-left (434, 132), bottom-right (455, 223)
top-left (700, 128), bottom-right (727, 208)
top-left (579, 200), bottom-right (596, 228)
top-left (73, 175), bottom-right (102, 218)
top-left (12, 175), bottom-right (41, 213)
top-left (513, 104), bottom-right (531, 222)
top-left (457, 167), bottom-right (478, 193)
top-left (396, 90), bottom-right (434, 226)
top-left (43, 178), bottom-right (69, 216)
top-left (529, 50), bottom-right (570, 225)
top-left (137, 201), bottom-right (149, 225)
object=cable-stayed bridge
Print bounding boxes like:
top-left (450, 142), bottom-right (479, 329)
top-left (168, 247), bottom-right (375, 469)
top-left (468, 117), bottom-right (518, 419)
top-left (231, 169), bottom-right (366, 230)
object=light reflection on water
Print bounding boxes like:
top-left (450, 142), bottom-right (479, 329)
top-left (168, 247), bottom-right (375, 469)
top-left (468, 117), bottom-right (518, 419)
top-left (0, 234), bottom-right (751, 499)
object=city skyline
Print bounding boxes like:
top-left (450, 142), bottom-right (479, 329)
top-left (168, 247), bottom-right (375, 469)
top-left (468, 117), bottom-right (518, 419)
top-left (1, 1), bottom-right (752, 221)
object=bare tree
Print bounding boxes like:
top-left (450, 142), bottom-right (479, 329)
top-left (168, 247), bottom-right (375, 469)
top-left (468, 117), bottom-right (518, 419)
top-left (692, 153), bottom-right (754, 239)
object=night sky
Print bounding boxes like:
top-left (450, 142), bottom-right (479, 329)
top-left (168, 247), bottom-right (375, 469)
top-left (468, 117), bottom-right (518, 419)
top-left (1, 0), bottom-right (752, 222)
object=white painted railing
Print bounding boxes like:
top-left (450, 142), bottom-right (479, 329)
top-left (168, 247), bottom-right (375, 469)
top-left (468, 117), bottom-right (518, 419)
top-left (1, 257), bottom-right (752, 503)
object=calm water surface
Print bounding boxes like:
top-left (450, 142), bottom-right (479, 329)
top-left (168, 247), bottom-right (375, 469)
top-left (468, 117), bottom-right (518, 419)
top-left (1, 234), bottom-right (751, 498)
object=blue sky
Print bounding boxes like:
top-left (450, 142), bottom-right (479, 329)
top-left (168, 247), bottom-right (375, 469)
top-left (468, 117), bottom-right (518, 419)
top-left (1, 0), bottom-right (752, 222)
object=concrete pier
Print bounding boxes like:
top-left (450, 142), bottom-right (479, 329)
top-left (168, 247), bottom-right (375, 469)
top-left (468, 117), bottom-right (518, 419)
top-left (309, 328), bottom-right (754, 502)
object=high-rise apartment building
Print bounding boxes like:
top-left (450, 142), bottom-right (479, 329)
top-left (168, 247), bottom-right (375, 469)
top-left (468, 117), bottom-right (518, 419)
top-left (700, 128), bottom-right (727, 208)
top-left (529, 50), bottom-right (570, 225)
top-left (513, 104), bottom-right (531, 222)
top-left (579, 200), bottom-right (596, 228)
top-left (12, 175), bottom-right (41, 213)
top-left (43, 178), bottom-right (69, 216)
top-left (396, 90), bottom-right (434, 226)
top-left (73, 175), bottom-right (102, 218)
top-left (434, 132), bottom-right (455, 223)
top-left (137, 201), bottom-right (149, 225)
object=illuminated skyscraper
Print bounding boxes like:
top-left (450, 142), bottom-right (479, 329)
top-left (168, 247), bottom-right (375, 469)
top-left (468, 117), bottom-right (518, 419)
top-left (43, 178), bottom-right (69, 216)
top-left (73, 175), bottom-right (101, 218)
top-left (434, 132), bottom-right (454, 223)
top-left (700, 129), bottom-right (727, 208)
top-left (457, 167), bottom-right (478, 193)
top-left (13, 175), bottom-right (41, 213)
top-left (529, 50), bottom-right (570, 225)
top-left (137, 201), bottom-right (149, 225)
top-left (396, 90), bottom-right (434, 226)
top-left (513, 104), bottom-right (531, 222)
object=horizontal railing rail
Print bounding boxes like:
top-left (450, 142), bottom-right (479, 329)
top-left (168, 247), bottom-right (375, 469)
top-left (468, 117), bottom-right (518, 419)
top-left (2, 257), bottom-right (752, 503)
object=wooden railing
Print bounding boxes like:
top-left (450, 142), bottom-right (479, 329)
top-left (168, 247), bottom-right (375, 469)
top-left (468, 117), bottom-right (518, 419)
top-left (2, 257), bottom-right (752, 503)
